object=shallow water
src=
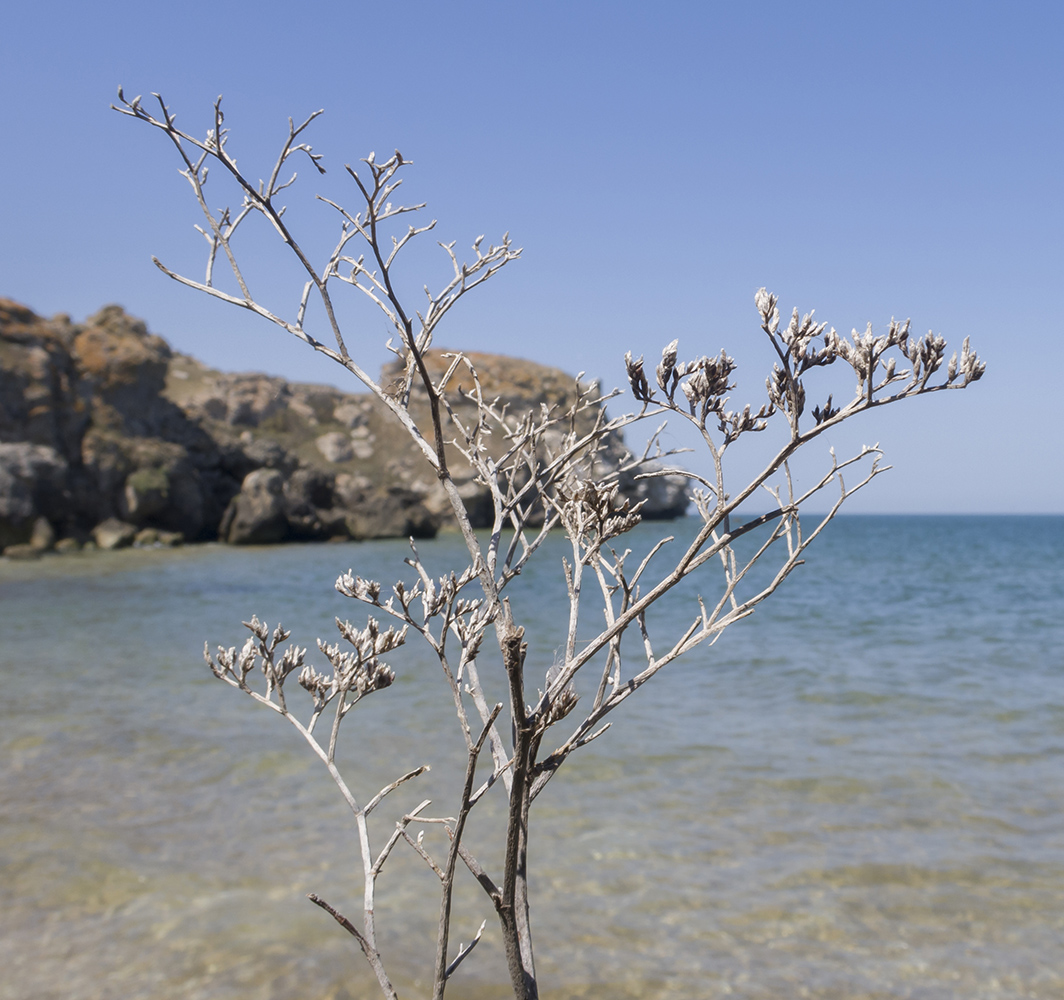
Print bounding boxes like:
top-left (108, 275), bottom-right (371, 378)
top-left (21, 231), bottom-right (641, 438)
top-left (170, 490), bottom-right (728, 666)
top-left (1, 515), bottom-right (1062, 999)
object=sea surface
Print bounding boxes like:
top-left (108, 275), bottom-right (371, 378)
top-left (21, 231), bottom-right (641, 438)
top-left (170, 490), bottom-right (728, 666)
top-left (1, 515), bottom-right (1061, 1000)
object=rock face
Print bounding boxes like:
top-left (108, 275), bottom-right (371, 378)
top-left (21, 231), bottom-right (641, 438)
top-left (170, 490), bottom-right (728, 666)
top-left (0, 298), bottom-right (688, 551)
top-left (0, 300), bottom-right (236, 547)
top-left (0, 443), bottom-right (68, 548)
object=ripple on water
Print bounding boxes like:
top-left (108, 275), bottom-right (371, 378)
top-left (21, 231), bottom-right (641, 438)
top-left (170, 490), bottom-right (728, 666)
top-left (1, 516), bottom-right (1062, 998)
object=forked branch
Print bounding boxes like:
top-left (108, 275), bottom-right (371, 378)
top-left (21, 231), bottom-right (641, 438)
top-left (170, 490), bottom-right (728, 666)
top-left (120, 92), bottom-right (984, 1000)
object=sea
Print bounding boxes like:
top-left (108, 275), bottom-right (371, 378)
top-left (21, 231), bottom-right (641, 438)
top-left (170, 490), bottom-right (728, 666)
top-left (1, 514), bottom-right (1061, 1000)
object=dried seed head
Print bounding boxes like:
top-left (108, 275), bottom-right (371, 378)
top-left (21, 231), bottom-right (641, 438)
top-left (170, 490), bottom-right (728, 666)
top-left (811, 395), bottom-right (840, 425)
top-left (679, 350), bottom-right (736, 419)
top-left (243, 615), bottom-right (269, 641)
top-left (559, 479), bottom-right (644, 544)
top-left (624, 351), bottom-right (653, 403)
top-left (656, 339), bottom-right (680, 398)
top-left (335, 572), bottom-right (382, 603)
top-left (755, 287), bottom-right (780, 333)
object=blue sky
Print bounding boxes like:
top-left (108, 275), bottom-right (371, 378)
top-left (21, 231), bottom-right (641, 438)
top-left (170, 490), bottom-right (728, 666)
top-left (2, 1), bottom-right (1060, 512)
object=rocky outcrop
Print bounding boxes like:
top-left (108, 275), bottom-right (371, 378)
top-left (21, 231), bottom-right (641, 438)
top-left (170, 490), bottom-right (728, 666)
top-left (0, 298), bottom-right (689, 553)
top-left (374, 350), bottom-right (690, 527)
top-left (0, 299), bottom-right (240, 547)
top-left (0, 443), bottom-right (69, 548)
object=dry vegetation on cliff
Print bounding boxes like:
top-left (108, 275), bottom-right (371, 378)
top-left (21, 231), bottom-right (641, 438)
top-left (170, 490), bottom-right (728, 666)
top-left (0, 298), bottom-right (688, 556)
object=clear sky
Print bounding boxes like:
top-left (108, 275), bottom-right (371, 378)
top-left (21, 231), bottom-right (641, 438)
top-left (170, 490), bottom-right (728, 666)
top-left (2, 1), bottom-right (1060, 513)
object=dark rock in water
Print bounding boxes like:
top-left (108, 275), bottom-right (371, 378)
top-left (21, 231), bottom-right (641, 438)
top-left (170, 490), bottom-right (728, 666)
top-left (0, 297), bottom-right (690, 545)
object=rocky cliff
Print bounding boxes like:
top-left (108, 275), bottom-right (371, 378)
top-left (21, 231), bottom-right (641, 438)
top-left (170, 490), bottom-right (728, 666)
top-left (0, 299), bottom-right (688, 554)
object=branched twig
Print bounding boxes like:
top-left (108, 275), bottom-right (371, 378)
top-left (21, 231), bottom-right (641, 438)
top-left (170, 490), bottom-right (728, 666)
top-left (122, 94), bottom-right (984, 1000)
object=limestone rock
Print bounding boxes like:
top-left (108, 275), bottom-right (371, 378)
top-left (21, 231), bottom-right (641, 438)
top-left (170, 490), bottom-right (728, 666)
top-left (3, 543), bottom-right (42, 560)
top-left (0, 443), bottom-right (68, 548)
top-left (316, 431), bottom-right (354, 464)
top-left (283, 467), bottom-right (347, 540)
top-left (30, 516), bottom-right (56, 551)
top-left (379, 349), bottom-right (691, 524)
top-left (0, 299), bottom-right (238, 541)
top-left (333, 474), bottom-right (441, 540)
top-left (71, 305), bottom-right (172, 435)
top-left (93, 518), bottom-right (137, 550)
top-left (221, 468), bottom-right (288, 545)
top-left (0, 298), bottom-right (689, 546)
top-left (132, 527), bottom-right (183, 547)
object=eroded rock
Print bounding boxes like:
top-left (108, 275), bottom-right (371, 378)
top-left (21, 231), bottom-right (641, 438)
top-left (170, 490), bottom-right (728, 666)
top-left (93, 517), bottom-right (137, 550)
top-left (30, 516), bottom-right (56, 552)
top-left (221, 469), bottom-right (288, 545)
top-left (0, 298), bottom-right (689, 546)
top-left (316, 431), bottom-right (354, 464)
top-left (3, 544), bottom-right (42, 560)
top-left (0, 443), bottom-right (68, 548)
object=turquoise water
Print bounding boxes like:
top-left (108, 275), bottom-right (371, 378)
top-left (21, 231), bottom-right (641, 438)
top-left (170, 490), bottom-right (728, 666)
top-left (1, 516), bottom-right (1062, 999)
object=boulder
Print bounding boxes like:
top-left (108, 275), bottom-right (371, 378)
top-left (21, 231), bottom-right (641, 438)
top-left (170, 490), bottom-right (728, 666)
top-left (3, 544), bottom-right (42, 560)
top-left (221, 468), bottom-right (289, 545)
top-left (284, 467), bottom-right (346, 540)
top-left (132, 527), bottom-right (182, 547)
top-left (237, 434), bottom-right (295, 472)
top-left (30, 516), bottom-right (56, 551)
top-left (315, 431), bottom-right (354, 464)
top-left (134, 527), bottom-right (160, 546)
top-left (340, 481), bottom-right (441, 540)
top-left (93, 518), bottom-right (137, 550)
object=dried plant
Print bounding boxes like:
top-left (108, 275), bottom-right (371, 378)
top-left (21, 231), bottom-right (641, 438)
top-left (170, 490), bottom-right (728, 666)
top-left (116, 90), bottom-right (985, 1000)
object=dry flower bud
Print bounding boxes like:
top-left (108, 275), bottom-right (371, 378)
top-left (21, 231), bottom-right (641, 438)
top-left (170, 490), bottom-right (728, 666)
top-left (755, 287), bottom-right (780, 333)
top-left (336, 572), bottom-right (382, 603)
top-left (811, 395), bottom-right (840, 425)
top-left (298, 663), bottom-right (334, 706)
top-left (656, 340), bottom-right (680, 397)
top-left (624, 351), bottom-right (653, 403)
top-left (243, 615), bottom-right (269, 641)
top-left (278, 644), bottom-right (306, 682)
top-left (560, 479), bottom-right (643, 544)
top-left (238, 636), bottom-right (257, 678)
